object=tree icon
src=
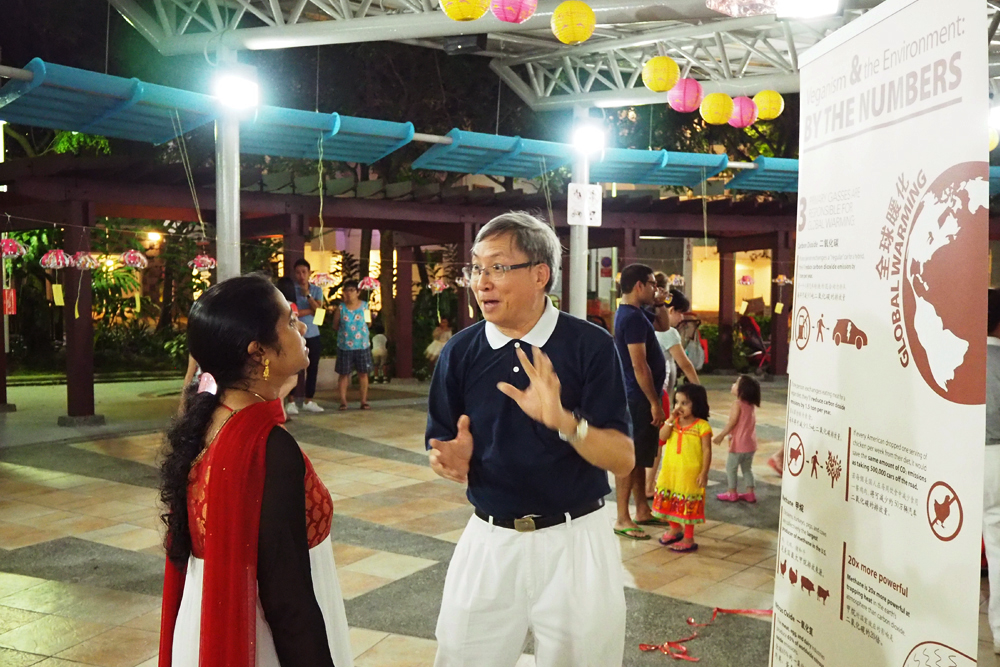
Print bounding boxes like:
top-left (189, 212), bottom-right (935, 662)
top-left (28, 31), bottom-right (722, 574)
top-left (825, 451), bottom-right (842, 488)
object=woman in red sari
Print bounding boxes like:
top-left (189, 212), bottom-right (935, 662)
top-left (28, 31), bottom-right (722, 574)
top-left (159, 275), bottom-right (352, 667)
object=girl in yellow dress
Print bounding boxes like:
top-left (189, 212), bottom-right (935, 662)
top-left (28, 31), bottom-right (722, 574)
top-left (652, 384), bottom-right (712, 552)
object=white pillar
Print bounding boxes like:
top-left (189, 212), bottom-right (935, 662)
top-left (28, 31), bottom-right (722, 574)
top-left (215, 48), bottom-right (242, 281)
top-left (1, 120), bottom-right (8, 353)
top-left (569, 107), bottom-right (590, 320)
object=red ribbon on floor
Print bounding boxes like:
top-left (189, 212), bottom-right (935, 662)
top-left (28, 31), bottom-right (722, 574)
top-left (639, 608), bottom-right (774, 661)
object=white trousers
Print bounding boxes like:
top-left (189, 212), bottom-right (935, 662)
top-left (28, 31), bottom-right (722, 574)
top-left (985, 446), bottom-right (1000, 646)
top-left (434, 507), bottom-right (626, 667)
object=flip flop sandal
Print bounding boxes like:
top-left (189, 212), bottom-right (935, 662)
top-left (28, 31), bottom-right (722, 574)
top-left (658, 532), bottom-right (685, 546)
top-left (669, 542), bottom-right (699, 553)
top-left (636, 518), bottom-right (670, 526)
top-left (338, 404), bottom-right (348, 411)
top-left (360, 403), bottom-right (372, 410)
top-left (614, 527), bottom-right (651, 541)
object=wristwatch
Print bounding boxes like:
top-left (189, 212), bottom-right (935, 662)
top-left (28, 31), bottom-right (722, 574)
top-left (558, 412), bottom-right (589, 444)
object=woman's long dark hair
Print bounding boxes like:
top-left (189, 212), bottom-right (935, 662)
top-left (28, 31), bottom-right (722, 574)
top-left (161, 274), bottom-right (285, 565)
top-left (675, 384), bottom-right (710, 421)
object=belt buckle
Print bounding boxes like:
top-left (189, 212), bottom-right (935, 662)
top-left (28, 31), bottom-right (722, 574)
top-left (513, 516), bottom-right (536, 532)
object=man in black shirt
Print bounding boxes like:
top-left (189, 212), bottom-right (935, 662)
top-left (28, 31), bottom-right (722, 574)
top-left (613, 264), bottom-right (667, 540)
top-left (426, 212), bottom-right (634, 667)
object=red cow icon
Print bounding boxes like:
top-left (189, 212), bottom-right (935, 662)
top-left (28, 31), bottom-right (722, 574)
top-left (780, 560), bottom-right (787, 575)
top-left (817, 587), bottom-right (830, 605)
top-left (801, 576), bottom-right (815, 596)
top-left (789, 447), bottom-right (802, 466)
top-left (788, 568), bottom-right (798, 585)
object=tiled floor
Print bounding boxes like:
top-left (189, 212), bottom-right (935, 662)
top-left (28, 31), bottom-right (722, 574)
top-left (0, 376), bottom-right (988, 666)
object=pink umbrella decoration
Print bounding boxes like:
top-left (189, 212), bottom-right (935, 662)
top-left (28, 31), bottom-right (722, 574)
top-left (728, 96), bottom-right (759, 128)
top-left (358, 276), bottom-right (380, 292)
top-left (667, 78), bottom-right (703, 113)
top-left (772, 274), bottom-right (793, 286)
top-left (120, 249), bottom-right (148, 270)
top-left (71, 252), bottom-right (100, 270)
top-left (491, 0), bottom-right (537, 22)
top-left (1, 238), bottom-right (26, 260)
top-left (309, 272), bottom-right (336, 287)
top-left (429, 279), bottom-right (451, 295)
top-left (188, 254), bottom-right (217, 271)
top-left (739, 275), bottom-right (755, 286)
top-left (40, 249), bottom-right (74, 270)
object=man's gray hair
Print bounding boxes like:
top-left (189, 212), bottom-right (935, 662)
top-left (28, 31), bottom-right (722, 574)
top-left (474, 212), bottom-right (562, 292)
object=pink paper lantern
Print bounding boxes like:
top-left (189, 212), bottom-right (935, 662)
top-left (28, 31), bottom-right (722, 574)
top-left (667, 78), bottom-right (704, 113)
top-left (72, 252), bottom-right (100, 270)
top-left (1, 238), bottom-right (26, 260)
top-left (729, 96), bottom-right (759, 128)
top-left (491, 0), bottom-right (537, 23)
top-left (120, 249), bottom-right (148, 270)
top-left (40, 249), bottom-right (73, 270)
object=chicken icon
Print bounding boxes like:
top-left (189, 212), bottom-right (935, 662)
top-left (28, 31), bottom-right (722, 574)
top-left (932, 494), bottom-right (957, 530)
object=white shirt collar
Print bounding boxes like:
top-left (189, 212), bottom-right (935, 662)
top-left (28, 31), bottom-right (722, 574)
top-left (485, 298), bottom-right (559, 350)
top-left (989, 336), bottom-right (1000, 347)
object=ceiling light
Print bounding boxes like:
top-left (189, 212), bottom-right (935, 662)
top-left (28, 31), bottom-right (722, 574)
top-left (572, 122), bottom-right (605, 155)
top-left (213, 65), bottom-right (259, 110)
top-left (147, 232), bottom-right (162, 243)
top-left (639, 235), bottom-right (669, 240)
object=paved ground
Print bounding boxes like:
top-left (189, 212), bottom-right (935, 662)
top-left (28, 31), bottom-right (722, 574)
top-left (0, 374), bottom-right (993, 666)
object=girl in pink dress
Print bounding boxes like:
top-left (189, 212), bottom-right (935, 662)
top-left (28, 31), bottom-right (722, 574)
top-left (712, 375), bottom-right (761, 502)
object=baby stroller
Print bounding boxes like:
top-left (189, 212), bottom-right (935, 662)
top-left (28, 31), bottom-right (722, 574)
top-left (676, 317), bottom-right (707, 372)
top-left (738, 315), bottom-right (771, 375)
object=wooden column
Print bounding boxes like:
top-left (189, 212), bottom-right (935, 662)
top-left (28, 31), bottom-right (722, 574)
top-left (61, 201), bottom-right (104, 426)
top-left (621, 227), bottom-right (640, 267)
top-left (282, 214), bottom-right (306, 277)
top-left (717, 251), bottom-right (736, 370)
top-left (395, 246), bottom-right (414, 379)
top-left (457, 223), bottom-right (475, 330)
top-left (770, 231), bottom-right (794, 376)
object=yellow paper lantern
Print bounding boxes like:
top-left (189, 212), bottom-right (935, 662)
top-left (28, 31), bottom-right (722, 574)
top-left (991, 128), bottom-right (999, 152)
top-left (551, 0), bottom-right (596, 45)
top-left (641, 56), bottom-right (680, 93)
top-left (441, 0), bottom-right (489, 21)
top-left (700, 93), bottom-right (734, 125)
top-left (753, 90), bottom-right (785, 121)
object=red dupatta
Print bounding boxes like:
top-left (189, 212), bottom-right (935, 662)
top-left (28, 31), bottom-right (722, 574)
top-left (159, 399), bottom-right (286, 667)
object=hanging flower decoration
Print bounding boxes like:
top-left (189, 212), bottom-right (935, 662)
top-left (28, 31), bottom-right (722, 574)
top-left (310, 272), bottom-right (336, 287)
top-left (491, 0), bottom-right (536, 23)
top-left (641, 56), bottom-right (680, 93)
top-left (753, 90), bottom-right (785, 120)
top-left (700, 93), bottom-right (735, 125)
top-left (188, 254), bottom-right (217, 272)
top-left (1, 238), bottom-right (27, 260)
top-left (739, 275), bottom-right (755, 286)
top-left (729, 96), bottom-right (759, 129)
top-left (71, 252), bottom-right (100, 270)
top-left (358, 276), bottom-right (380, 292)
top-left (668, 78), bottom-right (704, 113)
top-left (455, 275), bottom-right (470, 288)
top-left (772, 274), bottom-right (793, 286)
top-left (551, 0), bottom-right (596, 45)
top-left (668, 274), bottom-right (685, 287)
top-left (120, 249), bottom-right (148, 270)
top-left (429, 279), bottom-right (451, 295)
top-left (40, 249), bottom-right (74, 270)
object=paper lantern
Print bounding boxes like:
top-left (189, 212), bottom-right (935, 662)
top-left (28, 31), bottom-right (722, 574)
top-left (188, 254), bottom-right (217, 271)
top-left (120, 249), bottom-right (148, 270)
top-left (358, 276), bottom-right (380, 291)
top-left (310, 272), bottom-right (335, 287)
top-left (753, 90), bottom-right (784, 120)
top-left (667, 78), bottom-right (704, 113)
top-left (729, 96), bottom-right (759, 128)
top-left (700, 93), bottom-right (734, 125)
top-left (491, 0), bottom-right (536, 23)
top-left (551, 1), bottom-right (595, 45)
top-left (441, 0), bottom-right (489, 21)
top-left (641, 56), bottom-right (680, 93)
top-left (1, 238), bottom-right (26, 260)
top-left (72, 252), bottom-right (100, 270)
top-left (991, 129), bottom-right (999, 152)
top-left (40, 249), bottom-right (73, 270)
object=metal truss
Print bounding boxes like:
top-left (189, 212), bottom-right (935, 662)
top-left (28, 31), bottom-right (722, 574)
top-left (110, 0), bottom-right (1000, 111)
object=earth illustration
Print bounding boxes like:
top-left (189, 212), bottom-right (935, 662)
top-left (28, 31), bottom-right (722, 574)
top-left (902, 162), bottom-right (989, 405)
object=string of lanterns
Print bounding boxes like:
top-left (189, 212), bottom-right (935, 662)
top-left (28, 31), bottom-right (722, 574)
top-left (441, 0), bottom-right (595, 44)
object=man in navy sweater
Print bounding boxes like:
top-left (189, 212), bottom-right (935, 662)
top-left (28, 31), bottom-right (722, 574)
top-left (426, 212), bottom-right (634, 667)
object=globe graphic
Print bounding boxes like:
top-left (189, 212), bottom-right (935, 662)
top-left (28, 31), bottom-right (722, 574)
top-left (901, 162), bottom-right (989, 405)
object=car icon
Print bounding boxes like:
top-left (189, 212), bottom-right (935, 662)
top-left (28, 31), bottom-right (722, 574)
top-left (832, 319), bottom-right (867, 349)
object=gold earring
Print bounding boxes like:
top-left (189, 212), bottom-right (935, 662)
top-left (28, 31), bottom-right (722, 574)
top-left (263, 359), bottom-right (270, 381)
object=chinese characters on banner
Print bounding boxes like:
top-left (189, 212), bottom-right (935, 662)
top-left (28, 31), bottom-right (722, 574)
top-left (772, 0), bottom-right (987, 665)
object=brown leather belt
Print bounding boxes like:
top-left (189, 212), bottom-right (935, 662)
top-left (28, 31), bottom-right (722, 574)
top-left (474, 499), bottom-right (605, 532)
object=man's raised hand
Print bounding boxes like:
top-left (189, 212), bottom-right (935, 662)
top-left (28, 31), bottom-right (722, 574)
top-left (496, 346), bottom-right (565, 432)
top-left (428, 415), bottom-right (473, 483)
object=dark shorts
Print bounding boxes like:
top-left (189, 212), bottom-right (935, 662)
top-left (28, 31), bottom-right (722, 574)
top-left (335, 348), bottom-right (373, 375)
top-left (628, 395), bottom-right (659, 469)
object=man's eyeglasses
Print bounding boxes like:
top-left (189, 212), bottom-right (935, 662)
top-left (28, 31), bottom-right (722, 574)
top-left (462, 262), bottom-right (537, 283)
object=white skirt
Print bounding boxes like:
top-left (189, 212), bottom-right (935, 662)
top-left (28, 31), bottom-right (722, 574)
top-left (172, 533), bottom-right (354, 667)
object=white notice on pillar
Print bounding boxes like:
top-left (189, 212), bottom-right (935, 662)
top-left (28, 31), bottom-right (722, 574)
top-left (772, 0), bottom-right (987, 665)
top-left (567, 183), bottom-right (602, 226)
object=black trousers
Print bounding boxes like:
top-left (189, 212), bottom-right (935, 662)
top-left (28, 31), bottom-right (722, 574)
top-left (304, 336), bottom-right (323, 399)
